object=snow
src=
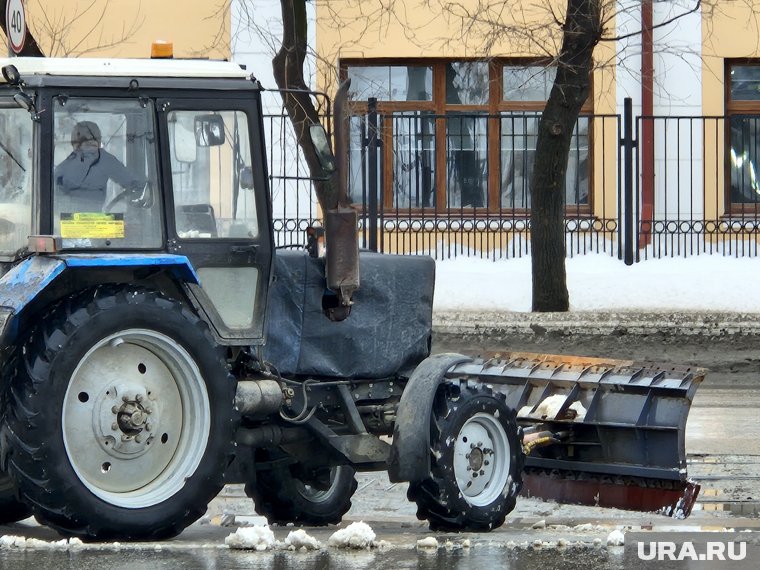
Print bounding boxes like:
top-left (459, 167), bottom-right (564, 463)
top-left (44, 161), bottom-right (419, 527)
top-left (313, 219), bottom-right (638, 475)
top-left (520, 396), bottom-right (587, 421)
top-left (606, 529), bottom-right (625, 546)
top-left (433, 254), bottom-right (760, 312)
top-left (0, 536), bottom-right (83, 550)
top-left (284, 529), bottom-right (322, 550)
top-left (416, 537), bottom-right (439, 549)
top-left (327, 521), bottom-right (376, 549)
top-left (225, 526), bottom-right (277, 551)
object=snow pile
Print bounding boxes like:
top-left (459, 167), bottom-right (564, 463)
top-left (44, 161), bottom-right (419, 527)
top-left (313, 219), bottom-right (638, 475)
top-left (0, 536), bottom-right (83, 550)
top-left (606, 529), bottom-right (625, 546)
top-left (416, 537), bottom-right (439, 549)
top-left (327, 522), bottom-right (376, 549)
top-left (519, 395), bottom-right (587, 421)
top-left (225, 525), bottom-right (277, 551)
top-left (284, 529), bottom-right (322, 550)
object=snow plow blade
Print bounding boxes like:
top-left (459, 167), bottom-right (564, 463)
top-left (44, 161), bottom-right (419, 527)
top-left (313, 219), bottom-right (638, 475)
top-left (447, 353), bottom-right (705, 518)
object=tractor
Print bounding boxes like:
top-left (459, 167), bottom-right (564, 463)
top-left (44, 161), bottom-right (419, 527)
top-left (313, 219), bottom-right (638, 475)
top-left (0, 55), bottom-right (703, 541)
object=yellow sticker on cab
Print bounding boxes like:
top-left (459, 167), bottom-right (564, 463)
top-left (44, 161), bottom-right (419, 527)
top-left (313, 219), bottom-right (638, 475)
top-left (60, 213), bottom-right (125, 239)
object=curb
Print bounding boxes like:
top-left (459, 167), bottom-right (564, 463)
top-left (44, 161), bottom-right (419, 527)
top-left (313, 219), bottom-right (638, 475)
top-left (433, 311), bottom-right (760, 337)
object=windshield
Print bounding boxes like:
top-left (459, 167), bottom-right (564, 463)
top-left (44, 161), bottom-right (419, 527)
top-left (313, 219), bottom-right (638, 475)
top-left (0, 105), bottom-right (33, 258)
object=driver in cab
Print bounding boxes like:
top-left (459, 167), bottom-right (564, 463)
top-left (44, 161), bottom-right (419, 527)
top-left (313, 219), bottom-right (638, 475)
top-left (54, 121), bottom-right (146, 212)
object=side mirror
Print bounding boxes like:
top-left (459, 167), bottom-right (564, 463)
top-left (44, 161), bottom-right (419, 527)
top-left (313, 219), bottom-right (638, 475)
top-left (240, 166), bottom-right (254, 189)
top-left (310, 124), bottom-right (335, 173)
top-left (195, 114), bottom-right (226, 147)
top-left (2, 65), bottom-right (21, 85)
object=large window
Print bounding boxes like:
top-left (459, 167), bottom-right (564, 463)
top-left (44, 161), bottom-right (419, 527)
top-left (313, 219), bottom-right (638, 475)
top-left (344, 60), bottom-right (591, 214)
top-left (52, 97), bottom-right (162, 249)
top-left (727, 63), bottom-right (760, 212)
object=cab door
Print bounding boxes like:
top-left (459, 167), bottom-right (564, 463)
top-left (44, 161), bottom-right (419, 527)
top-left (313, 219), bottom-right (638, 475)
top-left (159, 98), bottom-right (272, 345)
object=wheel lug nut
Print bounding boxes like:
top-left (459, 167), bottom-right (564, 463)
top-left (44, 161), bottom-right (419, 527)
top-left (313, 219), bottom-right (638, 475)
top-left (477, 441), bottom-right (483, 447)
top-left (111, 406), bottom-right (119, 414)
top-left (467, 466), bottom-right (471, 471)
top-left (136, 394), bottom-right (143, 402)
top-left (122, 396), bottom-right (129, 402)
top-left (479, 470), bottom-right (485, 475)
top-left (111, 422), bottom-right (118, 431)
top-left (145, 423), bottom-right (152, 432)
top-left (470, 443), bottom-right (475, 449)
top-left (472, 472), bottom-right (478, 478)
top-left (135, 435), bottom-right (143, 443)
top-left (465, 453), bottom-right (470, 459)
top-left (484, 460), bottom-right (490, 466)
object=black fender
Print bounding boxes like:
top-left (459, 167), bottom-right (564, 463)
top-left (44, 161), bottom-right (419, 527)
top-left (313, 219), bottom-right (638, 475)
top-left (387, 352), bottom-right (472, 483)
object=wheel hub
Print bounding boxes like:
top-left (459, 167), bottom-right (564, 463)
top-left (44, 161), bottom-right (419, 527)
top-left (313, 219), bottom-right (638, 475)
top-left (453, 412), bottom-right (511, 507)
top-left (116, 397), bottom-right (151, 435)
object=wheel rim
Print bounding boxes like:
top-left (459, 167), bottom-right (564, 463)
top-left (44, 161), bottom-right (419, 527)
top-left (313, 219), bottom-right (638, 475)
top-left (294, 466), bottom-right (346, 504)
top-left (62, 329), bottom-right (211, 509)
top-left (453, 412), bottom-right (511, 507)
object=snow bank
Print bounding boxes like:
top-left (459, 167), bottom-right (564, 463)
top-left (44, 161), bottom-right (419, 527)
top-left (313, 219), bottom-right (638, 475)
top-left (225, 526), bottom-right (276, 551)
top-left (284, 529), bottom-right (322, 550)
top-left (434, 254), bottom-right (760, 312)
top-left (327, 522), bottom-right (376, 549)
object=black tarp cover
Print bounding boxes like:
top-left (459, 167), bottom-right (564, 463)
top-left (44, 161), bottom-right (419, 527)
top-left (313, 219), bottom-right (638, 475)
top-left (263, 250), bottom-right (434, 379)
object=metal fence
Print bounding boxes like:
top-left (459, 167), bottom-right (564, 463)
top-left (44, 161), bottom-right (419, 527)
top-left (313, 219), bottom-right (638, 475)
top-left (262, 95), bottom-right (760, 261)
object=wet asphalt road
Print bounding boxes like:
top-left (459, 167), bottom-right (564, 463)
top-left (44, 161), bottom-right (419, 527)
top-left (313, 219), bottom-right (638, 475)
top-left (2, 331), bottom-right (760, 568)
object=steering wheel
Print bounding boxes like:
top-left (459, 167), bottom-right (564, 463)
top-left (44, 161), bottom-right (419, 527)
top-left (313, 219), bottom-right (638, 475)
top-left (103, 182), bottom-right (153, 212)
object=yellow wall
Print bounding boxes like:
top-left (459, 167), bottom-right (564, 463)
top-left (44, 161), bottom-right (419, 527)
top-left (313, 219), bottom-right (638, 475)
top-left (9, 0), bottom-right (229, 59)
top-left (702, 2), bottom-right (760, 116)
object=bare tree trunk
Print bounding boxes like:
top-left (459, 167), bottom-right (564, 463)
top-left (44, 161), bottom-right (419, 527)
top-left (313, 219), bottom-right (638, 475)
top-left (530, 0), bottom-right (601, 312)
top-left (273, 0), bottom-right (341, 212)
top-left (0, 0), bottom-right (44, 56)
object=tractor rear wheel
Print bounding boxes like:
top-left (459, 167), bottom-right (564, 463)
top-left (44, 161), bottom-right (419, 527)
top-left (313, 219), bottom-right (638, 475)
top-left (0, 472), bottom-right (30, 524)
top-left (407, 381), bottom-right (524, 531)
top-left (1, 287), bottom-right (236, 540)
top-left (247, 464), bottom-right (357, 526)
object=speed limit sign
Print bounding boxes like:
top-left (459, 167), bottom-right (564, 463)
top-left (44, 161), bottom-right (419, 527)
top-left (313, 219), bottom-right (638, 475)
top-left (5, 0), bottom-right (26, 55)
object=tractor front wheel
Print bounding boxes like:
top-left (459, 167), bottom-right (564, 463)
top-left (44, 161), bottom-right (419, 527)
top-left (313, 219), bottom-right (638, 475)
top-left (408, 381), bottom-right (524, 531)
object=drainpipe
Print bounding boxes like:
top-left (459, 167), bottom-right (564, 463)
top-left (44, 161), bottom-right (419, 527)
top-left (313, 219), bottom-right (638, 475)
top-left (640, 0), bottom-right (655, 247)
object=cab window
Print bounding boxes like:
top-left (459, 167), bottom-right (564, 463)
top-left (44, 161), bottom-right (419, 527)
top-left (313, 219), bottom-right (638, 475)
top-left (168, 110), bottom-right (258, 240)
top-left (52, 97), bottom-right (162, 249)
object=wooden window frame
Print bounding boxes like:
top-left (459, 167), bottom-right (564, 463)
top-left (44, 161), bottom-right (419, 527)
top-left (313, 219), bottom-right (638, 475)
top-left (725, 59), bottom-right (760, 216)
top-left (341, 58), bottom-right (593, 217)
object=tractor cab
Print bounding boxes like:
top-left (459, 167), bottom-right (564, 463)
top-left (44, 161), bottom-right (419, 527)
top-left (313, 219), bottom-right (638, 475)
top-left (0, 57), bottom-right (272, 344)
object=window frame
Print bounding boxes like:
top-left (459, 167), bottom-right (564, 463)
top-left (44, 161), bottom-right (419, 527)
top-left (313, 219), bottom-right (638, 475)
top-left (725, 59), bottom-right (760, 215)
top-left (341, 58), bottom-right (594, 216)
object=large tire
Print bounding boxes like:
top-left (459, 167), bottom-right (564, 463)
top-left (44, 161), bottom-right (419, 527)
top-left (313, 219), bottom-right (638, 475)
top-left (0, 350), bottom-right (31, 524)
top-left (1, 287), bottom-right (236, 540)
top-left (247, 464), bottom-right (358, 526)
top-left (0, 472), bottom-right (30, 524)
top-left (407, 381), bottom-right (524, 531)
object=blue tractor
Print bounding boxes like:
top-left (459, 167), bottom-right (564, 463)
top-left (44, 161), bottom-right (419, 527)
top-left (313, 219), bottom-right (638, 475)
top-left (0, 57), bottom-right (702, 541)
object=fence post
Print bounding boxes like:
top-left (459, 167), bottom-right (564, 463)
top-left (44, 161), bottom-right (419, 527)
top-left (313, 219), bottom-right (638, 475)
top-left (367, 97), bottom-right (379, 252)
top-left (623, 98), bottom-right (635, 265)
